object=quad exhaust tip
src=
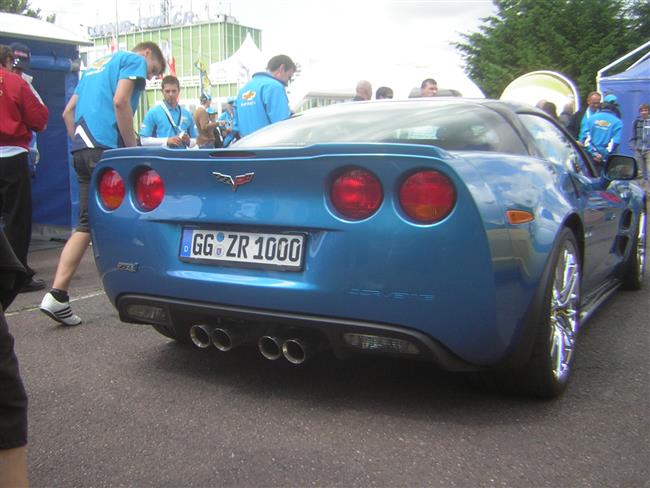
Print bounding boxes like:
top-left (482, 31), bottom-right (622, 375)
top-left (189, 324), bottom-right (214, 348)
top-left (282, 338), bottom-right (308, 365)
top-left (192, 328), bottom-right (315, 365)
top-left (212, 328), bottom-right (235, 351)
top-left (258, 336), bottom-right (283, 360)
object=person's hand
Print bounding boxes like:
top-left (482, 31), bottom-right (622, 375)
top-left (181, 132), bottom-right (191, 146)
top-left (167, 136), bottom-right (183, 147)
top-left (593, 153), bottom-right (602, 162)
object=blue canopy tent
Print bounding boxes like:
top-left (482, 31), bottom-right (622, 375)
top-left (598, 41), bottom-right (650, 158)
top-left (1, 13), bottom-right (91, 237)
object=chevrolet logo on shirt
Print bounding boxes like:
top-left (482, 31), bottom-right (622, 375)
top-left (242, 90), bottom-right (256, 101)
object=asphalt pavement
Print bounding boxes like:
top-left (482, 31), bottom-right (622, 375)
top-left (5, 237), bottom-right (650, 487)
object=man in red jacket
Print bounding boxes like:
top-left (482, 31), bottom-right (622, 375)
top-left (0, 44), bottom-right (49, 294)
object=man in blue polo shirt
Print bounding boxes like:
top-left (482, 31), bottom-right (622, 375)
top-left (39, 42), bottom-right (166, 326)
top-left (234, 54), bottom-right (296, 138)
top-left (140, 75), bottom-right (197, 148)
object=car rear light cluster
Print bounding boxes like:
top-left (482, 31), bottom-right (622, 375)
top-left (98, 169), bottom-right (125, 210)
top-left (399, 170), bottom-right (456, 223)
top-left (330, 168), bottom-right (456, 224)
top-left (331, 168), bottom-right (383, 220)
top-left (97, 168), bottom-right (164, 212)
top-left (135, 169), bottom-right (165, 211)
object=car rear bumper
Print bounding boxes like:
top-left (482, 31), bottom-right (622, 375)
top-left (117, 293), bottom-right (479, 371)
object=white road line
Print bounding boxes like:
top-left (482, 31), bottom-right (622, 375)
top-left (6, 290), bottom-right (106, 317)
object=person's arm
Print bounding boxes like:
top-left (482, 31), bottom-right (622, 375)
top-left (62, 94), bottom-right (78, 139)
top-left (19, 81), bottom-right (48, 133)
top-left (194, 108), bottom-right (210, 132)
top-left (113, 78), bottom-right (137, 147)
top-left (140, 136), bottom-right (170, 146)
top-left (629, 119), bottom-right (639, 148)
top-left (578, 112), bottom-right (590, 143)
top-left (186, 116), bottom-right (198, 147)
top-left (264, 84), bottom-right (291, 124)
top-left (610, 120), bottom-right (622, 154)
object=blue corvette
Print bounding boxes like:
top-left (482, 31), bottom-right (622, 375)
top-left (89, 99), bottom-right (646, 397)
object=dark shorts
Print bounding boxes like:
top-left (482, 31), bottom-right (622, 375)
top-left (73, 148), bottom-right (105, 233)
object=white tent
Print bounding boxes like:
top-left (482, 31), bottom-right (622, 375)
top-left (209, 33), bottom-right (266, 86)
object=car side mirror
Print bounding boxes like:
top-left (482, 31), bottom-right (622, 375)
top-left (604, 155), bottom-right (637, 181)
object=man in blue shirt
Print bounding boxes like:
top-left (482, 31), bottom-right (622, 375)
top-left (583, 94), bottom-right (622, 166)
top-left (140, 75), bottom-right (197, 148)
top-left (39, 42), bottom-right (165, 326)
top-left (234, 54), bottom-right (296, 138)
top-left (575, 91), bottom-right (602, 142)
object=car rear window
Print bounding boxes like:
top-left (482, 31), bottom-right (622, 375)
top-left (235, 101), bottom-right (527, 155)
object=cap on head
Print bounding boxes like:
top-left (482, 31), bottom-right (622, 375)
top-left (604, 94), bottom-right (618, 104)
top-left (226, 96), bottom-right (235, 104)
top-left (10, 42), bottom-right (30, 71)
top-left (200, 93), bottom-right (212, 103)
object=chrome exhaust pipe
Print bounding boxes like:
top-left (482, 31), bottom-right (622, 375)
top-left (258, 336), bottom-right (283, 360)
top-left (211, 328), bottom-right (240, 352)
top-left (282, 338), bottom-right (310, 365)
top-left (189, 324), bottom-right (214, 348)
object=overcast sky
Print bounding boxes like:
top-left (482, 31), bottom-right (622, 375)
top-left (29, 0), bottom-right (497, 97)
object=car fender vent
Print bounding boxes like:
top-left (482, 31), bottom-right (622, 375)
top-left (620, 209), bottom-right (633, 230)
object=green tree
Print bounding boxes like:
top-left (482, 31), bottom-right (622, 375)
top-left (0, 0), bottom-right (55, 22)
top-left (0, 0), bottom-right (40, 18)
top-left (456, 0), bottom-right (648, 100)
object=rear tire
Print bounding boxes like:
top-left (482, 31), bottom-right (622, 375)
top-left (476, 228), bottom-right (582, 398)
top-left (517, 228), bottom-right (581, 397)
top-left (621, 209), bottom-right (646, 291)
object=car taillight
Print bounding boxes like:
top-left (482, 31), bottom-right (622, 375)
top-left (98, 169), bottom-right (125, 210)
top-left (399, 170), bottom-right (456, 223)
top-left (135, 169), bottom-right (164, 211)
top-left (331, 168), bottom-right (382, 220)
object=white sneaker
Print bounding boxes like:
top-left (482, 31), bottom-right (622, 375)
top-left (39, 292), bottom-right (82, 326)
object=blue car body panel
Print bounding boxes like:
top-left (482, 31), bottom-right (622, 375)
top-left (89, 101), bottom-right (645, 371)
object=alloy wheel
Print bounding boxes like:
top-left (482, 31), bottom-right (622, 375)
top-left (549, 243), bottom-right (580, 381)
top-left (635, 211), bottom-right (646, 280)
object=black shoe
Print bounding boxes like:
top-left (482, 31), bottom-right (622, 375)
top-left (19, 277), bottom-right (46, 293)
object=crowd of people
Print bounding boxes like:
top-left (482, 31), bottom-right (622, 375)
top-left (1, 39), bottom-right (649, 485)
top-left (349, 78), bottom-right (439, 101)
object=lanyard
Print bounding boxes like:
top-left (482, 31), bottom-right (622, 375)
top-left (160, 102), bottom-right (182, 135)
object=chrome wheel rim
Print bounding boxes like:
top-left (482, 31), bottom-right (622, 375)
top-left (549, 242), bottom-right (580, 381)
top-left (636, 211), bottom-right (646, 280)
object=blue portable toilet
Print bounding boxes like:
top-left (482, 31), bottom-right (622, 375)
top-left (598, 41), bottom-right (650, 158)
top-left (1, 12), bottom-right (92, 238)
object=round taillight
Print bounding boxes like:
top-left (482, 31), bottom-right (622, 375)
top-left (135, 169), bottom-right (164, 211)
top-left (331, 168), bottom-right (382, 220)
top-left (399, 170), bottom-right (456, 223)
top-left (98, 169), bottom-right (125, 211)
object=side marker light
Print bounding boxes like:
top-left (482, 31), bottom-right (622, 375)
top-left (506, 210), bottom-right (535, 224)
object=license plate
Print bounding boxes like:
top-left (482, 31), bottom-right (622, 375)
top-left (180, 228), bottom-right (305, 271)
